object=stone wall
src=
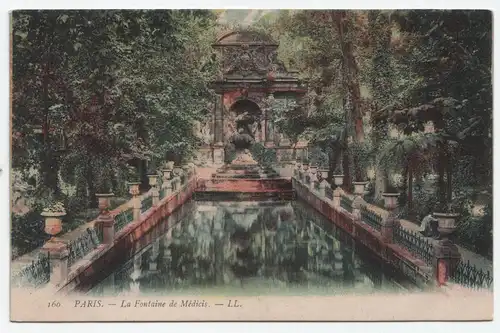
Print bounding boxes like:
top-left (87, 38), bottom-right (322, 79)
top-left (292, 174), bottom-right (434, 289)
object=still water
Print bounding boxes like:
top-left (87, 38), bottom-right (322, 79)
top-left (89, 200), bottom-right (420, 296)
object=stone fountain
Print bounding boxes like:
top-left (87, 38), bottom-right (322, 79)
top-left (212, 125), bottom-right (279, 180)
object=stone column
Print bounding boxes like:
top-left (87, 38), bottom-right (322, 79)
top-left (147, 174), bottom-right (160, 206)
top-left (264, 108), bottom-right (275, 147)
top-left (381, 193), bottom-right (399, 243)
top-left (41, 241), bottom-right (69, 287)
top-left (128, 182), bottom-right (142, 221)
top-left (213, 94), bottom-right (225, 164)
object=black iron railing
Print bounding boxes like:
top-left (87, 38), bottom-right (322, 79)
top-left (141, 195), bottom-right (153, 213)
top-left (325, 185), bottom-right (333, 200)
top-left (115, 208), bottom-right (134, 232)
top-left (67, 227), bottom-right (102, 267)
top-left (450, 260), bottom-right (493, 290)
top-left (340, 195), bottom-right (353, 213)
top-left (13, 252), bottom-right (50, 288)
top-left (393, 223), bottom-right (433, 265)
top-left (360, 205), bottom-right (382, 231)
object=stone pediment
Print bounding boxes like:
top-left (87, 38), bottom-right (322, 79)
top-left (213, 29), bottom-right (296, 78)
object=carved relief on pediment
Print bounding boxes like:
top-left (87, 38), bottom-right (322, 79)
top-left (222, 45), bottom-right (288, 77)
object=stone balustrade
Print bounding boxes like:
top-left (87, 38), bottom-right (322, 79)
top-left (13, 162), bottom-right (198, 292)
top-left (290, 163), bottom-right (460, 289)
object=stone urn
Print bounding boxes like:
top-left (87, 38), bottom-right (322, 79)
top-left (353, 181), bottom-right (369, 196)
top-left (41, 202), bottom-right (67, 240)
top-left (433, 212), bottom-right (460, 239)
top-left (302, 163), bottom-right (310, 171)
top-left (147, 174), bottom-right (159, 187)
top-left (382, 192), bottom-right (400, 210)
top-left (181, 165), bottom-right (191, 177)
top-left (319, 169), bottom-right (329, 180)
top-left (95, 193), bottom-right (114, 213)
top-left (128, 182), bottom-right (141, 196)
top-left (333, 174), bottom-right (344, 187)
top-left (165, 161), bottom-right (175, 170)
top-left (309, 165), bottom-right (318, 174)
top-left (161, 168), bottom-right (172, 180)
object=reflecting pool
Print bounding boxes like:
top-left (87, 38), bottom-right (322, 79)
top-left (89, 200), bottom-right (421, 296)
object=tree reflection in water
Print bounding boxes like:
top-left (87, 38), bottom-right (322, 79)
top-left (90, 200), bottom-right (417, 296)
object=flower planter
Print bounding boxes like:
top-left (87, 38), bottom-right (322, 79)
top-left (95, 193), bottom-right (114, 212)
top-left (333, 174), bottom-right (344, 187)
top-left (161, 168), bottom-right (172, 180)
top-left (128, 182), bottom-right (141, 196)
top-left (309, 165), bottom-right (318, 174)
top-left (147, 174), bottom-right (159, 187)
top-left (319, 169), bottom-right (329, 180)
top-left (41, 211), bottom-right (66, 239)
top-left (353, 181), bottom-right (369, 196)
top-left (302, 163), bottom-right (310, 171)
top-left (382, 192), bottom-right (399, 210)
top-left (433, 212), bottom-right (460, 239)
top-left (165, 161), bottom-right (175, 170)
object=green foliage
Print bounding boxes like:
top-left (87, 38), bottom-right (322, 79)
top-left (11, 209), bottom-right (49, 259)
top-left (250, 143), bottom-right (277, 166)
top-left (12, 9), bottom-right (216, 202)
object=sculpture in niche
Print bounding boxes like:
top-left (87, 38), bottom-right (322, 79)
top-left (234, 111), bottom-right (261, 140)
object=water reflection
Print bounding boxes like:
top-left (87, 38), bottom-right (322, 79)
top-left (90, 200), bottom-right (418, 296)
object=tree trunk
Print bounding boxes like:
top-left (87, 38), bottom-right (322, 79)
top-left (328, 144), bottom-right (341, 182)
top-left (446, 154), bottom-right (453, 204)
top-left (40, 57), bottom-right (60, 196)
top-left (335, 11), bottom-right (364, 144)
top-left (437, 143), bottom-right (447, 211)
top-left (374, 168), bottom-right (388, 202)
top-left (408, 164), bottom-right (413, 214)
top-left (342, 149), bottom-right (351, 190)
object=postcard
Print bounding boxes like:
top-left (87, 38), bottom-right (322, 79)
top-left (10, 9), bottom-right (493, 322)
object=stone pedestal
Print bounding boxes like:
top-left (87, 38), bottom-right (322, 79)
top-left (434, 240), bottom-right (461, 286)
top-left (381, 193), bottom-right (400, 243)
top-left (97, 213), bottom-right (115, 244)
top-left (213, 144), bottom-right (225, 164)
top-left (128, 182), bottom-right (142, 221)
top-left (161, 168), bottom-right (172, 185)
top-left (147, 174), bottom-right (160, 206)
top-left (351, 196), bottom-right (365, 222)
top-left (432, 212), bottom-right (461, 285)
top-left (165, 180), bottom-right (173, 197)
top-left (333, 187), bottom-right (343, 207)
top-left (309, 169), bottom-right (318, 191)
top-left (41, 240), bottom-right (69, 286)
top-left (319, 180), bottom-right (330, 198)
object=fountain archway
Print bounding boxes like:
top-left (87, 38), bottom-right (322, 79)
top-left (226, 99), bottom-right (263, 143)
